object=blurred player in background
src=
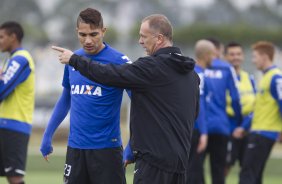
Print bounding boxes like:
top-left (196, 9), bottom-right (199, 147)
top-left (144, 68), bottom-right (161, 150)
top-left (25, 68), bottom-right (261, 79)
top-left (239, 41), bottom-right (282, 184)
top-left (187, 39), bottom-right (216, 184)
top-left (203, 38), bottom-right (241, 184)
top-left (40, 8), bottom-right (130, 184)
top-left (0, 21), bottom-right (35, 184)
top-left (224, 42), bottom-right (256, 176)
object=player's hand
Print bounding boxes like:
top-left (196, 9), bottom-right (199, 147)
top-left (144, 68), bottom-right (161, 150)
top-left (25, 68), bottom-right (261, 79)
top-left (124, 160), bottom-right (134, 168)
top-left (51, 46), bottom-right (73, 64)
top-left (197, 134), bottom-right (208, 153)
top-left (40, 136), bottom-right (53, 162)
top-left (232, 127), bottom-right (245, 139)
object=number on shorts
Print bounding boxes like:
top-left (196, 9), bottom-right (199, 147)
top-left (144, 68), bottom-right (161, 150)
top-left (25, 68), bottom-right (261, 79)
top-left (64, 164), bottom-right (72, 177)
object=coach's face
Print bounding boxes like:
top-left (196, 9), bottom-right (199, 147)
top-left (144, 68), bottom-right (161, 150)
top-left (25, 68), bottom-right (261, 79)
top-left (77, 22), bottom-right (106, 54)
top-left (0, 29), bottom-right (14, 52)
top-left (139, 21), bottom-right (160, 56)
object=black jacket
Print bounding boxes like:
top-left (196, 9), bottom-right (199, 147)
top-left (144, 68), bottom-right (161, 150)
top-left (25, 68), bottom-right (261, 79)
top-left (69, 46), bottom-right (200, 173)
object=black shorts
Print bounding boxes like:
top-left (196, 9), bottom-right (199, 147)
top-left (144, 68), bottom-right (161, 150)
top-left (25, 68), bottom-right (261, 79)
top-left (226, 136), bottom-right (248, 167)
top-left (0, 128), bottom-right (29, 176)
top-left (133, 158), bottom-right (186, 184)
top-left (64, 146), bottom-right (126, 184)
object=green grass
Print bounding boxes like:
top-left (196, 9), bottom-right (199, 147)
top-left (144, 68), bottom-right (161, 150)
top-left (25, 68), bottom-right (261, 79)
top-left (0, 155), bottom-right (281, 184)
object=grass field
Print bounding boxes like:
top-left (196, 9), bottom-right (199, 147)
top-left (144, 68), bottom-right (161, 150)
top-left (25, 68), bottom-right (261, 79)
top-left (1, 129), bottom-right (282, 184)
top-left (0, 154), bottom-right (282, 184)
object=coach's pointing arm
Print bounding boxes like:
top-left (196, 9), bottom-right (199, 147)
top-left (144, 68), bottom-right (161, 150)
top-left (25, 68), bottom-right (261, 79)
top-left (52, 46), bottom-right (161, 89)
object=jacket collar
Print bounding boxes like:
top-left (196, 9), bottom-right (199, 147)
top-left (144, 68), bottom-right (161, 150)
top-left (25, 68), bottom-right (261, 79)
top-left (152, 47), bottom-right (182, 56)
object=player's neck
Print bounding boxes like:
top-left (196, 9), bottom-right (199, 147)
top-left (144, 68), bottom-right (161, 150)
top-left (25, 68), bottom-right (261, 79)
top-left (9, 42), bottom-right (21, 55)
top-left (235, 66), bottom-right (241, 75)
top-left (196, 59), bottom-right (207, 69)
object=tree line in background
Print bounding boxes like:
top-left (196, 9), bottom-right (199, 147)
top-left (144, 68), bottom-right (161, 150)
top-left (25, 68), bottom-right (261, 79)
top-left (1, 0), bottom-right (282, 47)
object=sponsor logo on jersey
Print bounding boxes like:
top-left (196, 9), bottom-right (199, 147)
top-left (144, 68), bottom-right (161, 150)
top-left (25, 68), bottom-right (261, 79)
top-left (3, 60), bottom-right (20, 84)
top-left (205, 69), bottom-right (223, 79)
top-left (122, 55), bottom-right (132, 64)
top-left (71, 85), bottom-right (102, 96)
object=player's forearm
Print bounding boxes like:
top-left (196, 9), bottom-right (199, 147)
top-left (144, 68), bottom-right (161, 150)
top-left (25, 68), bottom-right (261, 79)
top-left (44, 88), bottom-right (70, 137)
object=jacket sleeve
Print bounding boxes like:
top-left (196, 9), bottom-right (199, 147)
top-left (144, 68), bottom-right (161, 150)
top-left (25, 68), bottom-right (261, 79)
top-left (227, 66), bottom-right (242, 121)
top-left (0, 56), bottom-right (31, 101)
top-left (69, 54), bottom-right (163, 89)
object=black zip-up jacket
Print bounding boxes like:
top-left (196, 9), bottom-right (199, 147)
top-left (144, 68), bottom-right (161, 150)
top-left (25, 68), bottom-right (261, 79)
top-left (69, 46), bottom-right (200, 173)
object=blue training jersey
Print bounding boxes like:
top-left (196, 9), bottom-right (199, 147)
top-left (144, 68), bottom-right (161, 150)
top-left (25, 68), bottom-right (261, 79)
top-left (62, 43), bottom-right (131, 149)
top-left (194, 65), bottom-right (207, 134)
top-left (205, 58), bottom-right (241, 135)
top-left (0, 48), bottom-right (34, 135)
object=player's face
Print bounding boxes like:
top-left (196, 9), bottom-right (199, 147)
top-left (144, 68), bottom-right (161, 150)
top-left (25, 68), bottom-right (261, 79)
top-left (252, 50), bottom-right (265, 70)
top-left (225, 46), bottom-right (244, 68)
top-left (206, 48), bottom-right (216, 67)
top-left (77, 22), bottom-right (106, 54)
top-left (139, 21), bottom-right (159, 56)
top-left (0, 29), bottom-right (14, 52)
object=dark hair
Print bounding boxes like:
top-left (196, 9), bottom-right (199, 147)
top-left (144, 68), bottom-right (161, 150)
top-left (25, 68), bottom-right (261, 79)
top-left (206, 38), bottom-right (221, 49)
top-left (252, 41), bottom-right (275, 61)
top-left (225, 41), bottom-right (242, 54)
top-left (77, 8), bottom-right (103, 28)
top-left (142, 14), bottom-right (173, 42)
top-left (0, 21), bottom-right (24, 42)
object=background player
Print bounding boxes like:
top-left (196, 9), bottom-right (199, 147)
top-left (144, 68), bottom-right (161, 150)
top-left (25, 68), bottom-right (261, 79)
top-left (0, 21), bottom-right (35, 184)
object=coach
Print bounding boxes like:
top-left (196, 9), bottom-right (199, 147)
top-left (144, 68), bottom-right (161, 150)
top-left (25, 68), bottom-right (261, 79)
top-left (53, 14), bottom-right (199, 184)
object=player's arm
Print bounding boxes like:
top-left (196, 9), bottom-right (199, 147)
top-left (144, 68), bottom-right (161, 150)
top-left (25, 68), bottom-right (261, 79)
top-left (40, 87), bottom-right (71, 161)
top-left (233, 75), bottom-right (256, 138)
top-left (233, 113), bottom-right (253, 139)
top-left (197, 94), bottom-right (208, 153)
top-left (270, 74), bottom-right (282, 116)
top-left (123, 140), bottom-right (134, 167)
top-left (0, 56), bottom-right (31, 101)
top-left (250, 74), bottom-right (257, 93)
top-left (227, 66), bottom-right (242, 121)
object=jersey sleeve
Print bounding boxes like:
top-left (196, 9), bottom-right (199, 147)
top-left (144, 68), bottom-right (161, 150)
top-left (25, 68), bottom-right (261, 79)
top-left (62, 65), bottom-right (70, 89)
top-left (270, 74), bottom-right (282, 116)
top-left (197, 73), bottom-right (207, 134)
top-left (227, 66), bottom-right (242, 121)
top-left (0, 56), bottom-right (31, 101)
top-left (250, 75), bottom-right (257, 93)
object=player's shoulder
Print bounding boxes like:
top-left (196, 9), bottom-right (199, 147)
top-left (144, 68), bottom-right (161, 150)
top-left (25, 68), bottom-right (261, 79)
top-left (212, 58), bottom-right (231, 69)
top-left (73, 48), bottom-right (84, 56)
top-left (104, 44), bottom-right (132, 64)
top-left (194, 65), bottom-right (204, 74)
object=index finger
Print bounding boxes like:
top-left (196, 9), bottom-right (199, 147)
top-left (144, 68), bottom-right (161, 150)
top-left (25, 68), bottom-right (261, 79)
top-left (51, 46), bottom-right (65, 53)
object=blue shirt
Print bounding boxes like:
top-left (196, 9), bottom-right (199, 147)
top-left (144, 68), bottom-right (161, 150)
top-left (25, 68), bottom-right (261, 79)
top-left (62, 44), bottom-right (131, 149)
top-left (194, 65), bottom-right (207, 134)
top-left (205, 58), bottom-right (241, 135)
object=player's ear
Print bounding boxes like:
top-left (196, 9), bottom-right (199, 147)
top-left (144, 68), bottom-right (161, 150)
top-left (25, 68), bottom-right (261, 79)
top-left (11, 33), bottom-right (17, 42)
top-left (102, 27), bottom-right (107, 33)
top-left (101, 27), bottom-right (107, 37)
